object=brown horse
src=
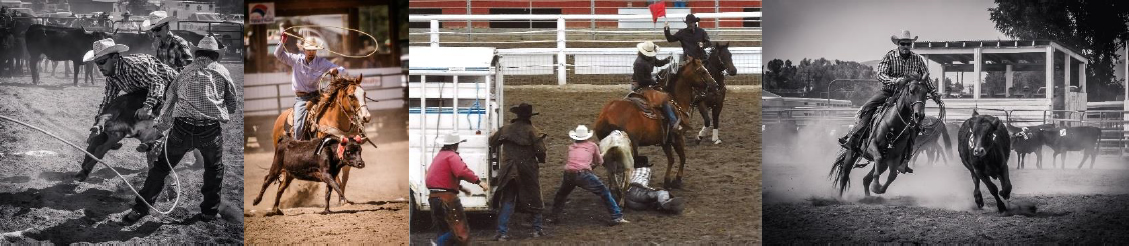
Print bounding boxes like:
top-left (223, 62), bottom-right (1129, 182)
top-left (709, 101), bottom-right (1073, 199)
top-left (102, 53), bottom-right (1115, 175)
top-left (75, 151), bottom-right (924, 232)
top-left (831, 79), bottom-right (944, 197)
top-left (695, 42), bottom-right (737, 145)
top-left (593, 58), bottom-right (719, 189)
top-left (270, 73), bottom-right (374, 204)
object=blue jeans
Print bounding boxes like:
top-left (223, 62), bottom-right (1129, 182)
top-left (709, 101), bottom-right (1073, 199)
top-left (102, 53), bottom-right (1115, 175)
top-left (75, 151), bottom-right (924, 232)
top-left (551, 170), bottom-right (623, 220)
top-left (663, 103), bottom-right (678, 128)
top-left (496, 187), bottom-right (542, 235)
top-left (292, 93), bottom-right (318, 140)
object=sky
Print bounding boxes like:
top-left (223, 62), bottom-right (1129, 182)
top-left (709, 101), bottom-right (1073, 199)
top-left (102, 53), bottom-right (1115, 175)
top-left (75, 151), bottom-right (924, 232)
top-left (764, 0), bottom-right (1009, 63)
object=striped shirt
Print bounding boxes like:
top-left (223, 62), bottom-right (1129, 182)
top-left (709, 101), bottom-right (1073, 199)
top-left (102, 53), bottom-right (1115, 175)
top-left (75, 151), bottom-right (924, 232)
top-left (274, 45), bottom-right (344, 93)
top-left (153, 33), bottom-right (193, 71)
top-left (876, 49), bottom-right (932, 91)
top-left (100, 54), bottom-right (178, 114)
top-left (155, 57), bottom-right (238, 130)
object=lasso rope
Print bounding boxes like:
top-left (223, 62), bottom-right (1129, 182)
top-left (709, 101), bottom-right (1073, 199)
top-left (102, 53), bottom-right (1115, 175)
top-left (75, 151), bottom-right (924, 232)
top-left (280, 25), bottom-right (380, 58)
top-left (0, 115), bottom-right (181, 215)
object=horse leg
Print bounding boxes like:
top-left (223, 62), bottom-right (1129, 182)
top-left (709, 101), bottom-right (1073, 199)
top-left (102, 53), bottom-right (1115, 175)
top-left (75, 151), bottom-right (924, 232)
top-left (695, 103), bottom-right (710, 144)
top-left (661, 142), bottom-right (677, 190)
top-left (336, 166), bottom-right (352, 205)
top-left (711, 102), bottom-right (723, 144)
top-left (876, 159), bottom-right (900, 194)
top-left (673, 135), bottom-right (687, 188)
top-left (861, 168), bottom-right (875, 197)
top-left (977, 172), bottom-right (1008, 212)
top-left (268, 174), bottom-right (293, 216)
top-left (869, 160), bottom-right (885, 195)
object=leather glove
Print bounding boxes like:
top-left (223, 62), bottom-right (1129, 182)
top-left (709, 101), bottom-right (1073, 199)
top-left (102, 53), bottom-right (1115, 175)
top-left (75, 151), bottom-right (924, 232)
top-left (478, 181), bottom-right (490, 192)
top-left (135, 106), bottom-right (153, 120)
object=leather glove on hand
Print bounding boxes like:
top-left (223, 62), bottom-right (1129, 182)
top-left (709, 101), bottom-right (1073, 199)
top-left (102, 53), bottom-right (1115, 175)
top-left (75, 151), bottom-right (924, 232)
top-left (478, 181), bottom-right (490, 192)
top-left (135, 106), bottom-right (153, 120)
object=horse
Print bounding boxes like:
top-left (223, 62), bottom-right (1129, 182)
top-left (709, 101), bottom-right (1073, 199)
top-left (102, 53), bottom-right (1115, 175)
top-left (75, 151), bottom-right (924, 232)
top-left (270, 73), bottom-right (374, 204)
top-left (598, 129), bottom-right (634, 206)
top-left (957, 111), bottom-right (1013, 212)
top-left (830, 79), bottom-right (944, 197)
top-left (695, 42), bottom-right (737, 145)
top-left (909, 116), bottom-right (951, 166)
top-left (593, 58), bottom-right (719, 189)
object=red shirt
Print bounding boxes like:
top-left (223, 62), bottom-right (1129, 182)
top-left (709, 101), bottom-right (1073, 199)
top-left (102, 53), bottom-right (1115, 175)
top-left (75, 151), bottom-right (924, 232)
top-left (565, 141), bottom-right (602, 172)
top-left (426, 150), bottom-right (481, 190)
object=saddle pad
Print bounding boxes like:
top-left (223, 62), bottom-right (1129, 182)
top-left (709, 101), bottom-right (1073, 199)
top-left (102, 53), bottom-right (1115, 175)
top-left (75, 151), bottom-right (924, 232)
top-left (625, 96), bottom-right (662, 120)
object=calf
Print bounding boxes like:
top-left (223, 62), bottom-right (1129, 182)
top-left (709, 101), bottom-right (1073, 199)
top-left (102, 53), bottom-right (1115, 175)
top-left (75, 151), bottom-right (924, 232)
top-left (1006, 124), bottom-right (1053, 169)
top-left (1039, 126), bottom-right (1102, 169)
top-left (25, 24), bottom-right (110, 85)
top-left (253, 135), bottom-right (368, 215)
top-left (957, 112), bottom-right (1012, 212)
top-left (75, 90), bottom-right (164, 181)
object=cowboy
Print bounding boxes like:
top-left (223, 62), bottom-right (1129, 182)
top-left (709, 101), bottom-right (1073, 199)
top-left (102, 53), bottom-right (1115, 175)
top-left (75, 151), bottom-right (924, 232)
top-left (489, 103), bottom-right (548, 241)
top-left (276, 24), bottom-right (345, 140)
top-left (548, 125), bottom-right (629, 225)
top-left (633, 41), bottom-right (682, 134)
top-left (123, 35), bottom-right (238, 224)
top-left (84, 38), bottom-right (178, 138)
top-left (624, 156), bottom-right (685, 214)
top-left (426, 132), bottom-right (490, 246)
top-left (664, 13), bottom-right (711, 62)
top-left (837, 30), bottom-right (942, 173)
top-left (143, 11), bottom-right (193, 71)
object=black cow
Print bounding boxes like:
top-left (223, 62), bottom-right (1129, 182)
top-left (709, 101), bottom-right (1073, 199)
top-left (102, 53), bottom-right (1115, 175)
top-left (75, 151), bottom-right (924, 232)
top-left (957, 111), bottom-right (1012, 212)
top-left (1005, 124), bottom-right (1054, 169)
top-left (252, 135), bottom-right (368, 215)
top-left (113, 32), bottom-right (155, 55)
top-left (25, 24), bottom-right (110, 85)
top-left (1039, 126), bottom-right (1102, 169)
top-left (74, 90), bottom-right (164, 181)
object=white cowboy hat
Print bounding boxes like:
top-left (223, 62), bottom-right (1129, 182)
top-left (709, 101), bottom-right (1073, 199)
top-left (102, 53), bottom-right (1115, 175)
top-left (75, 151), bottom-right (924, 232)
top-left (637, 41), bottom-right (659, 57)
top-left (890, 29), bottom-right (918, 44)
top-left (569, 125), bottom-right (593, 140)
top-left (299, 37), bottom-right (324, 50)
top-left (436, 132), bottom-right (466, 146)
top-left (82, 38), bottom-right (129, 62)
top-left (194, 35), bottom-right (222, 52)
top-left (141, 11), bottom-right (175, 31)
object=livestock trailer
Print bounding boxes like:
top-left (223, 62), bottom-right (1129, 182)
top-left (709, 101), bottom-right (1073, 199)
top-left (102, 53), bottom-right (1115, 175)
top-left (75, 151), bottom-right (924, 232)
top-left (408, 47), bottom-right (501, 214)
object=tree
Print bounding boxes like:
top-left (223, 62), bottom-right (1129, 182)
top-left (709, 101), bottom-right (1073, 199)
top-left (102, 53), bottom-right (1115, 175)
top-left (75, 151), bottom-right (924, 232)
top-left (990, 0), bottom-right (1129, 101)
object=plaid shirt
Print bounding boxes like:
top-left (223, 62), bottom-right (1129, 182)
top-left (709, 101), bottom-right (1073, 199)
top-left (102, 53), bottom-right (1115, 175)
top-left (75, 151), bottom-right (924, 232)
top-left (156, 57), bottom-right (239, 130)
top-left (100, 54), bottom-right (178, 114)
top-left (153, 33), bottom-right (193, 71)
top-left (876, 49), bottom-right (940, 97)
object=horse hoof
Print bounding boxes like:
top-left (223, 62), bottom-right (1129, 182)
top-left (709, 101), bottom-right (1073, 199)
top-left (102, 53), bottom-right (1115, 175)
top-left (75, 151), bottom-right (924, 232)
top-left (319, 210), bottom-right (332, 215)
top-left (713, 139), bottom-right (722, 145)
top-left (265, 210), bottom-right (284, 216)
top-left (669, 179), bottom-right (684, 189)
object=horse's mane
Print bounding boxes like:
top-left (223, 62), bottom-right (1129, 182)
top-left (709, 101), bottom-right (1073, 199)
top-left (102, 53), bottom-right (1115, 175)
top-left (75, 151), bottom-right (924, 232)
top-left (309, 76), bottom-right (359, 117)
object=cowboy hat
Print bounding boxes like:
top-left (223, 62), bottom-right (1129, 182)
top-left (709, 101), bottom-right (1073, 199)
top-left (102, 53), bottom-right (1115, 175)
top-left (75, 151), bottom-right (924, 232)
top-left (194, 34), bottom-right (223, 52)
top-left (436, 132), bottom-right (466, 146)
top-left (509, 103), bottom-right (539, 119)
top-left (299, 37), bottom-right (324, 50)
top-left (684, 13), bottom-right (700, 23)
top-left (890, 30), bottom-right (918, 45)
top-left (569, 125), bottom-right (593, 140)
top-left (141, 11), bottom-right (175, 31)
top-left (637, 41), bottom-right (659, 57)
top-left (82, 38), bottom-right (129, 62)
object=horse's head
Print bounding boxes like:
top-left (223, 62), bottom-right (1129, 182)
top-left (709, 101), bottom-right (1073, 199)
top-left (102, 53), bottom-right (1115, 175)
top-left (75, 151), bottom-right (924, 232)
top-left (328, 74), bottom-right (371, 125)
top-left (964, 111), bottom-right (1006, 158)
top-left (901, 79), bottom-right (933, 122)
top-left (676, 58), bottom-right (720, 91)
top-left (713, 42), bottom-right (737, 76)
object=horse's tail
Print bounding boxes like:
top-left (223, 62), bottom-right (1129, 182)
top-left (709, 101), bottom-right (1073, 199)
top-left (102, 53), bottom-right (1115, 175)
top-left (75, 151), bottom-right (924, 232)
top-left (939, 122), bottom-right (952, 156)
top-left (829, 149), bottom-right (856, 197)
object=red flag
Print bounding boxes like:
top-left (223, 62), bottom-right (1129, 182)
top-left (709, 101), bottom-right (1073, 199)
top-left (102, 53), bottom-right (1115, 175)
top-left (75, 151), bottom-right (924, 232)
top-left (649, 1), bottom-right (666, 23)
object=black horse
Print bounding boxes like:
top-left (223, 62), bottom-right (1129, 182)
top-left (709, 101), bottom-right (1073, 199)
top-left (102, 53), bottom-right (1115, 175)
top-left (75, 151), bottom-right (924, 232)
top-left (694, 42), bottom-right (737, 145)
top-left (910, 116), bottom-right (951, 166)
top-left (957, 111), bottom-right (1012, 212)
top-left (830, 79), bottom-right (944, 197)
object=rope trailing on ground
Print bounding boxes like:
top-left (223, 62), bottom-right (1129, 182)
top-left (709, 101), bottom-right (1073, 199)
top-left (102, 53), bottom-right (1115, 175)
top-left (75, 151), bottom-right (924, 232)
top-left (281, 25), bottom-right (380, 58)
top-left (0, 115), bottom-right (181, 215)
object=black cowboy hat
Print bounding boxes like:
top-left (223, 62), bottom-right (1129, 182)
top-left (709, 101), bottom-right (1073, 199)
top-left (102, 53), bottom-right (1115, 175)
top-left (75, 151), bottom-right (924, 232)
top-left (634, 156), bottom-right (652, 168)
top-left (684, 13), bottom-right (700, 24)
top-left (509, 103), bottom-right (539, 119)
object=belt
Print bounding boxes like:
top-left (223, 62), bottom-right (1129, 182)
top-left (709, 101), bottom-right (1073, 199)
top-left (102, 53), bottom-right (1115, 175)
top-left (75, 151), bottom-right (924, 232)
top-left (429, 188), bottom-right (458, 193)
top-left (296, 91), bottom-right (319, 97)
top-left (176, 117), bottom-right (219, 126)
top-left (564, 169), bottom-right (592, 174)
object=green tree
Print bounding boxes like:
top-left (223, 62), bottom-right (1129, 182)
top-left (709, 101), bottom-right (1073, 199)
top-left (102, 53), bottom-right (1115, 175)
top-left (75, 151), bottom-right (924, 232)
top-left (990, 0), bottom-right (1129, 100)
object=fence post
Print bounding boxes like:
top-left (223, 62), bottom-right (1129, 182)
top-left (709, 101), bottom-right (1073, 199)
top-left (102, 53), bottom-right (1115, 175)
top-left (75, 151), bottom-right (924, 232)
top-left (557, 17), bottom-right (567, 85)
top-left (430, 19), bottom-right (439, 47)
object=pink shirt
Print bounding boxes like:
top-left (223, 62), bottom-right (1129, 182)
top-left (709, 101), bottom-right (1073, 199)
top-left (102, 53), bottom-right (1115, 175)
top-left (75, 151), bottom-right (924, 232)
top-left (426, 150), bottom-right (480, 190)
top-left (565, 141), bottom-right (602, 172)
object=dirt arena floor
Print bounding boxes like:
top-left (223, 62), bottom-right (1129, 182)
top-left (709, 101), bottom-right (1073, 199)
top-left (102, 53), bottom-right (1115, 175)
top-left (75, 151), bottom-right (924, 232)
top-left (762, 127), bottom-right (1129, 244)
top-left (410, 85), bottom-right (763, 244)
top-left (0, 64), bottom-right (246, 244)
top-left (242, 121), bottom-right (409, 244)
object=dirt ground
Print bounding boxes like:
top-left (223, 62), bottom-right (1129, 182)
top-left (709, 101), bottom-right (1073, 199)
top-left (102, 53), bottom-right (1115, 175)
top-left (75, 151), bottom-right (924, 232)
top-left (763, 130), bottom-right (1129, 244)
top-left (409, 85), bottom-right (763, 244)
top-left (0, 64), bottom-right (246, 244)
top-left (242, 123), bottom-right (410, 244)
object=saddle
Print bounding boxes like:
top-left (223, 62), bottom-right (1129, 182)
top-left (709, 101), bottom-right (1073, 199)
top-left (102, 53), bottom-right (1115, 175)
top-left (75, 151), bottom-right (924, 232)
top-left (625, 88), bottom-right (669, 120)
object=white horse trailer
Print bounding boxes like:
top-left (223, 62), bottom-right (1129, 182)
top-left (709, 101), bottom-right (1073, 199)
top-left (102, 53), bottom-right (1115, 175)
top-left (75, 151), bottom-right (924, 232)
top-left (408, 47), bottom-right (502, 213)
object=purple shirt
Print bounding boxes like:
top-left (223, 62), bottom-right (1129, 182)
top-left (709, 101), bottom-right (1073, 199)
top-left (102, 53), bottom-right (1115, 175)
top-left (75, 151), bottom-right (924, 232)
top-left (274, 45), bottom-right (345, 93)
